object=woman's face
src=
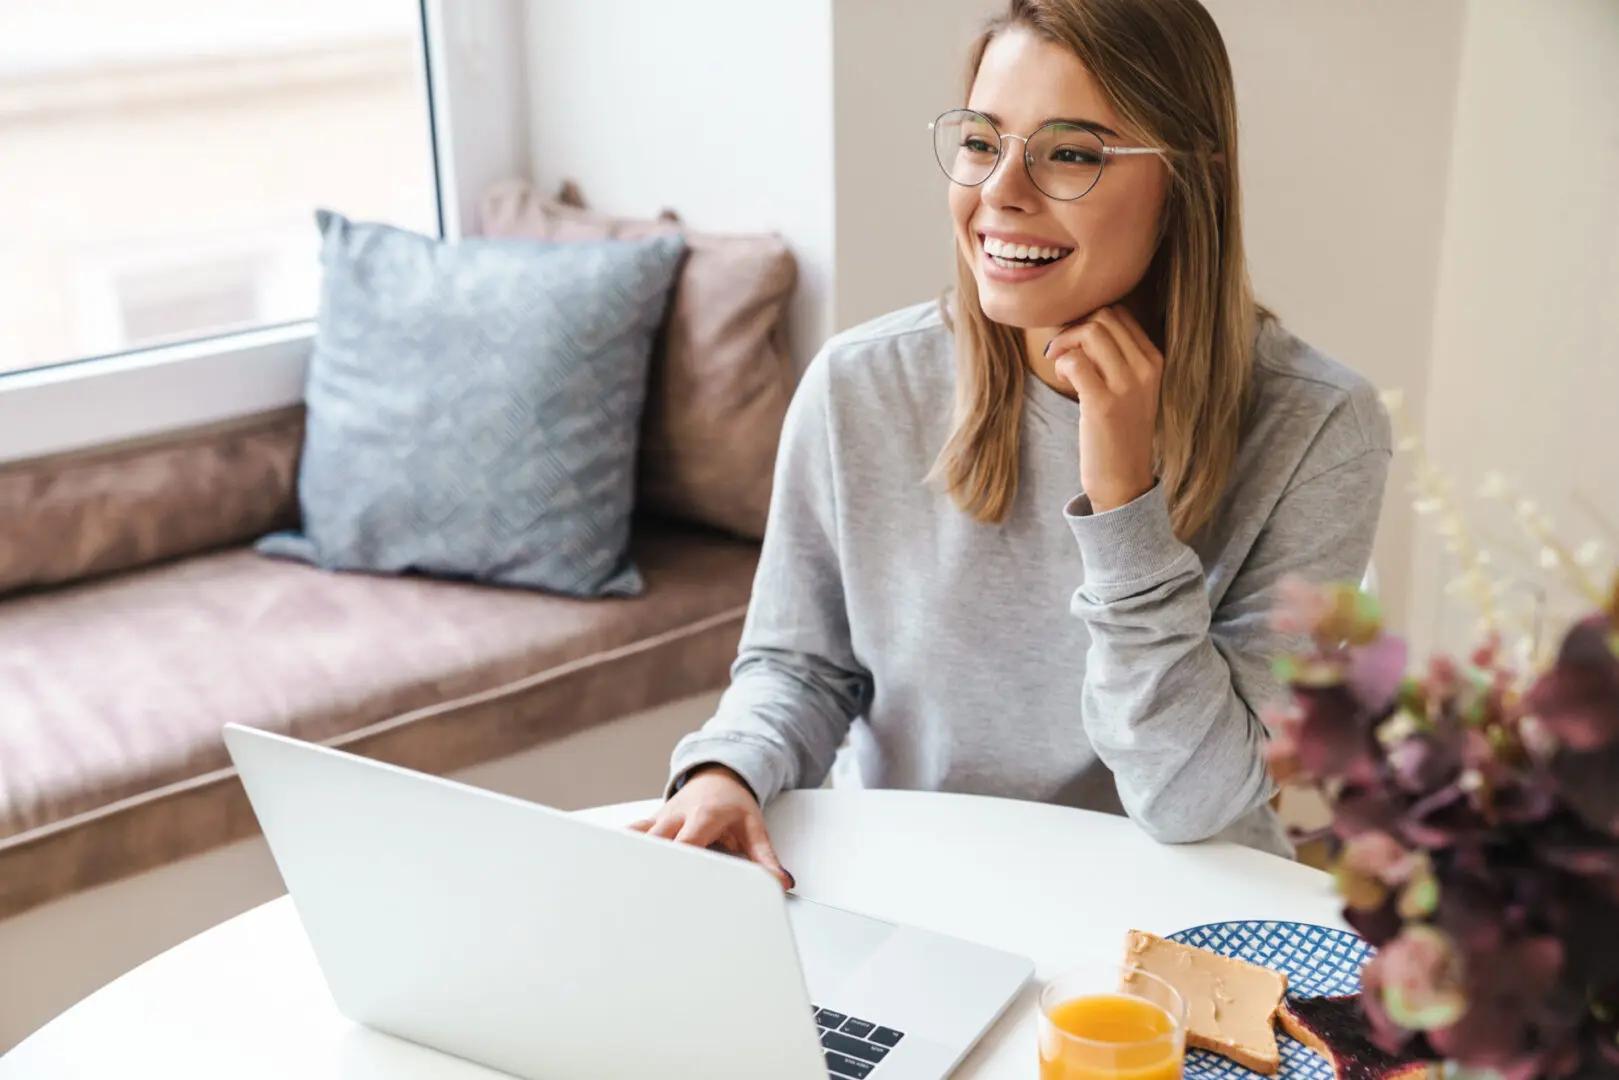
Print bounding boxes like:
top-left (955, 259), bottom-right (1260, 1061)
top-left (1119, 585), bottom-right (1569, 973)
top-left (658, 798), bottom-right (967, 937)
top-left (949, 28), bottom-right (1169, 332)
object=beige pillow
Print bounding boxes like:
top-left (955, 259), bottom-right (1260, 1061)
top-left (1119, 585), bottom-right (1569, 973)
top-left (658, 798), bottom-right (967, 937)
top-left (480, 179), bottom-right (797, 542)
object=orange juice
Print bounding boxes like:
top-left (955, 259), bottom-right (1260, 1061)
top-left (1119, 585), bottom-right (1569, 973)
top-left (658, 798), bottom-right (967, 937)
top-left (1040, 993), bottom-right (1184, 1080)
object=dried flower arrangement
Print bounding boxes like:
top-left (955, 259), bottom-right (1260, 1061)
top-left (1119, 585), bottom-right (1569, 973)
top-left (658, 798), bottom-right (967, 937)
top-left (1265, 394), bottom-right (1619, 1080)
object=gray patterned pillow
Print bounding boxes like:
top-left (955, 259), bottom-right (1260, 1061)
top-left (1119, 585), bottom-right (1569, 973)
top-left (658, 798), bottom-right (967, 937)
top-left (257, 210), bottom-right (685, 597)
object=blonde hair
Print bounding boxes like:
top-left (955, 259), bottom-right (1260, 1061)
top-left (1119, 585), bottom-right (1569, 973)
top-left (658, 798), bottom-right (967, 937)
top-left (934, 0), bottom-right (1263, 541)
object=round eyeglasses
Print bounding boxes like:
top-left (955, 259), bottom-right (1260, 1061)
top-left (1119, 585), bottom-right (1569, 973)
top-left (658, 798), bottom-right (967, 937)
top-left (930, 108), bottom-right (1163, 201)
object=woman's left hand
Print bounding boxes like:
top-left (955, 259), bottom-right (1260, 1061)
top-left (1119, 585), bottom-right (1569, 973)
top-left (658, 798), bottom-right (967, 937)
top-left (1048, 306), bottom-right (1164, 513)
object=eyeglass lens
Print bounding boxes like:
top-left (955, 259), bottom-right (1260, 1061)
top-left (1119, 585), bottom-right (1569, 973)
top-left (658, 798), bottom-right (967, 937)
top-left (932, 109), bottom-right (1106, 201)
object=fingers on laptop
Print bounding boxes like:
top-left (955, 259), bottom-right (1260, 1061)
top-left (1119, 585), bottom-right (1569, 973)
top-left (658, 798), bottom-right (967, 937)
top-left (744, 818), bottom-right (795, 892)
top-left (630, 808), bottom-right (794, 891)
top-left (627, 811), bottom-right (684, 841)
top-left (651, 813), bottom-right (688, 841)
top-left (674, 810), bottom-right (723, 848)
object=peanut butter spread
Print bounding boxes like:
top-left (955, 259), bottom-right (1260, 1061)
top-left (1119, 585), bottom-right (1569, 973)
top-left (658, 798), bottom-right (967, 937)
top-left (1121, 930), bottom-right (1288, 1073)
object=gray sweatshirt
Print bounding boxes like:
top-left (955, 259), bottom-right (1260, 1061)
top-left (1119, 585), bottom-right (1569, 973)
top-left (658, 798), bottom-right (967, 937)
top-left (669, 301), bottom-right (1391, 856)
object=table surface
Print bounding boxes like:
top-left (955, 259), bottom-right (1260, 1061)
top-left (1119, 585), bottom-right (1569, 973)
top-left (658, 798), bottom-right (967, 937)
top-left (0, 788), bottom-right (1346, 1079)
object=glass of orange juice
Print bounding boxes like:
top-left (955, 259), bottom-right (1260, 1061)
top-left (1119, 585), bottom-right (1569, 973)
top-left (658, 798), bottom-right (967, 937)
top-left (1039, 960), bottom-right (1188, 1080)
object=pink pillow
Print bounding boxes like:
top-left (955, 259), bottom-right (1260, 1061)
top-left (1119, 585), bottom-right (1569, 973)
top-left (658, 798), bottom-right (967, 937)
top-left (480, 180), bottom-right (796, 542)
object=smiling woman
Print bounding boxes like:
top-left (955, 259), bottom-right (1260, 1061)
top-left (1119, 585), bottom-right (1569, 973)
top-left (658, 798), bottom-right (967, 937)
top-left (937, 0), bottom-right (1250, 533)
top-left (639, 0), bottom-right (1393, 879)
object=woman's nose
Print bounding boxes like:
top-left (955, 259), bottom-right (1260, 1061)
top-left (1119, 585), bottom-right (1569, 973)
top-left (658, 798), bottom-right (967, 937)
top-left (981, 138), bottom-right (1040, 210)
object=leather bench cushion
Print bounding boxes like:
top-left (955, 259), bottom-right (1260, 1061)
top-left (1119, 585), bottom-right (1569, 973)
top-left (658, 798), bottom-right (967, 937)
top-left (0, 520), bottom-right (756, 918)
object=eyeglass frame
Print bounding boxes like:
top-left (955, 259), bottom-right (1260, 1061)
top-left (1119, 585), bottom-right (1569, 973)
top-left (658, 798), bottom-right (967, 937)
top-left (929, 108), bottom-right (1165, 202)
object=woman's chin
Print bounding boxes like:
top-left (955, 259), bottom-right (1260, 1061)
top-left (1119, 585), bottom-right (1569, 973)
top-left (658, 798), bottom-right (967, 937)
top-left (976, 279), bottom-right (1071, 331)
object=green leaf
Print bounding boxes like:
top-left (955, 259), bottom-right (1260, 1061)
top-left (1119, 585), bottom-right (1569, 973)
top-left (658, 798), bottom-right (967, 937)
top-left (1398, 861), bottom-right (1441, 918)
top-left (1396, 679), bottom-right (1430, 724)
top-left (1383, 979), bottom-right (1467, 1032)
top-left (1439, 1066), bottom-right (1507, 1080)
top-left (1378, 926), bottom-right (1468, 1032)
top-left (1272, 656), bottom-right (1349, 689)
top-left (1350, 590), bottom-right (1385, 643)
top-left (1334, 862), bottom-right (1390, 911)
top-left (1456, 668), bottom-right (1493, 727)
top-left (1316, 584), bottom-right (1385, 646)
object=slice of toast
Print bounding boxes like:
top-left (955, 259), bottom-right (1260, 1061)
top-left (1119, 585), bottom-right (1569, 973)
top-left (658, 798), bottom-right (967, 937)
top-left (1279, 995), bottom-right (1432, 1080)
top-left (1121, 930), bottom-right (1288, 1075)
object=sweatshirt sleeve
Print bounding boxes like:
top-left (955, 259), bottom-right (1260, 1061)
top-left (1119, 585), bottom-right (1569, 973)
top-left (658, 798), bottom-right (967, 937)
top-left (1064, 439), bottom-right (1391, 844)
top-left (666, 354), bottom-right (872, 806)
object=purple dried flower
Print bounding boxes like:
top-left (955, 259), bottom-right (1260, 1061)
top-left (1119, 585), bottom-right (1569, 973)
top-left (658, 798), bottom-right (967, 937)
top-left (1520, 715), bottom-right (1561, 762)
top-left (1387, 734), bottom-right (1463, 794)
top-left (1427, 937), bottom-right (1567, 1072)
top-left (1344, 898), bottom-right (1406, 950)
top-left (1551, 744), bottom-right (1619, 838)
top-left (1291, 686), bottom-right (1384, 785)
top-left (1525, 616), bottom-right (1619, 752)
top-left (1401, 782), bottom-right (1478, 849)
top-left (1332, 784), bottom-right (1408, 840)
top-left (1343, 831), bottom-right (1417, 883)
top-left (1350, 635), bottom-right (1411, 714)
top-left (1372, 925), bottom-right (1469, 1031)
top-left (1269, 578), bottom-right (1619, 1078)
top-left (1542, 837), bottom-right (1619, 881)
top-left (1261, 703), bottom-right (1308, 786)
top-left (1273, 574), bottom-right (1335, 636)
top-left (1428, 654), bottom-right (1462, 697)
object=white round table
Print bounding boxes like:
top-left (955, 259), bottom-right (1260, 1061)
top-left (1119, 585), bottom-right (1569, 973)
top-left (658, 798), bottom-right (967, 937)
top-left (0, 789), bottom-right (1345, 1079)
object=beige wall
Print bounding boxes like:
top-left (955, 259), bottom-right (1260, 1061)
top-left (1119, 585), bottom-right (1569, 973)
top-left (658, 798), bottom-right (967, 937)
top-left (521, 1), bottom-right (1619, 641)
top-left (830, 0), bottom-right (998, 331)
top-left (831, 0), bottom-right (1473, 629)
top-left (1201, 0), bottom-right (1468, 632)
top-left (1414, 0), bottom-right (1619, 655)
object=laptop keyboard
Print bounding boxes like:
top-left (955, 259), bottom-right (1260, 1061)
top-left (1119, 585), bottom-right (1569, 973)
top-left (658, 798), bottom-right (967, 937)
top-left (813, 1006), bottom-right (906, 1078)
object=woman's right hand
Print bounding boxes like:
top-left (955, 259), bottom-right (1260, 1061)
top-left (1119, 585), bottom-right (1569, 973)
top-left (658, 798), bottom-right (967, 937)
top-left (628, 765), bottom-right (795, 891)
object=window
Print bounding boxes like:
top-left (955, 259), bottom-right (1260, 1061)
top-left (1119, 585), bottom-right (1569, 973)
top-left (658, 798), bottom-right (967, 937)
top-left (0, 0), bottom-right (441, 377)
top-left (116, 259), bottom-right (265, 351)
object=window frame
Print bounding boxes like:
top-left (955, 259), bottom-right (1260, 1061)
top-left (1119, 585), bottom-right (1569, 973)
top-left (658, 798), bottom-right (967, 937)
top-left (0, 0), bottom-right (531, 465)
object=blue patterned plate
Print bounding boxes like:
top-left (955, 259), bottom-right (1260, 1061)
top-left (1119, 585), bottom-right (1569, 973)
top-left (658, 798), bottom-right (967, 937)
top-left (1166, 921), bottom-right (1374, 1080)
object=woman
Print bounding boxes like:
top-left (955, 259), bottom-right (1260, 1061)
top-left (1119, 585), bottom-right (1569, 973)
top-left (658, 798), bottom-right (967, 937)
top-left (632, 0), bottom-right (1390, 885)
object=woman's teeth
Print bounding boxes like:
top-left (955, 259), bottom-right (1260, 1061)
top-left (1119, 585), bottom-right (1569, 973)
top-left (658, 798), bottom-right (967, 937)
top-left (981, 235), bottom-right (1071, 267)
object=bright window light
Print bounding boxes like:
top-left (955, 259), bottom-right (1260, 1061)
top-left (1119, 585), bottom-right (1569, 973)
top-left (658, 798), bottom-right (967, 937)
top-left (0, 0), bottom-right (441, 377)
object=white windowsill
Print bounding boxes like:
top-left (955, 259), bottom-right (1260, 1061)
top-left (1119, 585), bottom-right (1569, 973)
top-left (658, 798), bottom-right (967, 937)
top-left (0, 324), bottom-right (312, 465)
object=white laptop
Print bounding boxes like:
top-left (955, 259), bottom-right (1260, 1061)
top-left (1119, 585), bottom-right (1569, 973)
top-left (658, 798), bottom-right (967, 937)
top-left (223, 724), bottom-right (1033, 1080)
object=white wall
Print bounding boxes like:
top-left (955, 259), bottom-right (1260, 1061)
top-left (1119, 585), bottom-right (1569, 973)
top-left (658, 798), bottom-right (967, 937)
top-left (523, 0), bottom-right (836, 370)
top-left (1413, 0), bottom-right (1619, 655)
top-left (522, 0), bottom-right (1002, 368)
top-left (429, 0), bottom-right (533, 239)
